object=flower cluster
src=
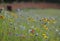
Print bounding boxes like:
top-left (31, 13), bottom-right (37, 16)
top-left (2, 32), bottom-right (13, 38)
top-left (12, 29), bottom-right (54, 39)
top-left (0, 10), bottom-right (59, 41)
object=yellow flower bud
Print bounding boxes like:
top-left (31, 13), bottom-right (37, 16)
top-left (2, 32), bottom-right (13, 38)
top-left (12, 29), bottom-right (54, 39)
top-left (44, 35), bottom-right (48, 39)
top-left (42, 33), bottom-right (46, 36)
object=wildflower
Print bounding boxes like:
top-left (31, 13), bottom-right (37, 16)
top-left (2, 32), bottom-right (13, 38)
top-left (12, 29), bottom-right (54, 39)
top-left (35, 33), bottom-right (38, 36)
top-left (41, 17), bottom-right (48, 22)
top-left (56, 29), bottom-right (59, 32)
top-left (43, 25), bottom-right (48, 30)
top-left (27, 17), bottom-right (30, 21)
top-left (27, 17), bottom-right (35, 22)
top-left (28, 29), bottom-right (35, 34)
top-left (44, 18), bottom-right (48, 22)
top-left (42, 33), bottom-right (46, 36)
top-left (42, 33), bottom-right (48, 39)
top-left (0, 15), bottom-right (5, 19)
top-left (41, 17), bottom-right (45, 20)
top-left (31, 18), bottom-right (35, 22)
top-left (44, 35), bottom-right (48, 39)
top-left (11, 13), bottom-right (18, 18)
top-left (45, 18), bottom-right (48, 22)
top-left (28, 29), bottom-right (32, 33)
top-left (49, 17), bottom-right (56, 24)
top-left (31, 29), bottom-right (35, 34)
top-left (43, 25), bottom-right (47, 28)
top-left (47, 21), bottom-right (50, 24)
top-left (31, 25), bottom-right (34, 29)
top-left (50, 20), bottom-right (56, 24)
top-left (8, 19), bottom-right (12, 22)
top-left (45, 27), bottom-right (48, 30)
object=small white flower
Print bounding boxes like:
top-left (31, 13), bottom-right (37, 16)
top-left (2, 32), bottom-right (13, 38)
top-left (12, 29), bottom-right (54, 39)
top-left (20, 25), bottom-right (25, 30)
top-left (31, 25), bottom-right (34, 28)
top-left (35, 33), bottom-right (38, 36)
top-left (56, 29), bottom-right (59, 32)
top-left (28, 29), bottom-right (32, 33)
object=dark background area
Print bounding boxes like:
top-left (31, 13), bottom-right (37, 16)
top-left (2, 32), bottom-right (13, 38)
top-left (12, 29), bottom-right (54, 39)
top-left (0, 0), bottom-right (60, 3)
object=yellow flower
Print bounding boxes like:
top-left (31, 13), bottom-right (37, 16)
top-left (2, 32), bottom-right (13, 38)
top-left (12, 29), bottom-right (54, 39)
top-left (31, 19), bottom-right (35, 22)
top-left (0, 15), bottom-right (5, 19)
top-left (27, 17), bottom-right (35, 22)
top-left (45, 27), bottom-right (48, 30)
top-left (41, 18), bottom-right (48, 22)
top-left (45, 18), bottom-right (48, 21)
top-left (42, 33), bottom-right (48, 39)
top-left (44, 35), bottom-right (48, 39)
top-left (47, 21), bottom-right (50, 24)
top-left (41, 18), bottom-right (44, 20)
top-left (8, 19), bottom-right (12, 22)
top-left (43, 25), bottom-right (47, 28)
top-left (27, 17), bottom-right (31, 21)
top-left (11, 13), bottom-right (18, 18)
top-left (44, 18), bottom-right (48, 22)
top-left (49, 19), bottom-right (56, 24)
top-left (43, 25), bottom-right (48, 30)
top-left (42, 33), bottom-right (46, 36)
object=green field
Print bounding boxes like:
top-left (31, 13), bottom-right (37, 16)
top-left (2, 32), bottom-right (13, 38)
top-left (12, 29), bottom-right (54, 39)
top-left (0, 9), bottom-right (60, 41)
